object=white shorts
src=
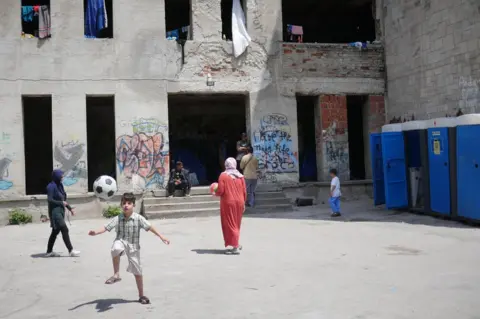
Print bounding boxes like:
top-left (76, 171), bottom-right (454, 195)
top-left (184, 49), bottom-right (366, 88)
top-left (111, 240), bottom-right (142, 276)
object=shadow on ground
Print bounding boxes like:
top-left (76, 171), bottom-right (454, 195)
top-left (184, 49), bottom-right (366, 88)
top-left (244, 199), bottom-right (476, 229)
top-left (191, 249), bottom-right (226, 255)
top-left (69, 299), bottom-right (137, 312)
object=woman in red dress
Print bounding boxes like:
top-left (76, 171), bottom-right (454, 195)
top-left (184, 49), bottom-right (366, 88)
top-left (216, 157), bottom-right (247, 255)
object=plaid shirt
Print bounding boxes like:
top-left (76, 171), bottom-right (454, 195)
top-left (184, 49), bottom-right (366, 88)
top-left (104, 213), bottom-right (151, 249)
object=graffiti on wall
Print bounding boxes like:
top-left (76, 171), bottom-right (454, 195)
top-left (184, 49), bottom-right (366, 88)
top-left (253, 113), bottom-right (298, 177)
top-left (116, 118), bottom-right (169, 189)
top-left (54, 141), bottom-right (87, 186)
top-left (460, 76), bottom-right (479, 112)
top-left (0, 157), bottom-right (13, 190)
top-left (322, 121), bottom-right (349, 178)
top-left (0, 132), bottom-right (14, 190)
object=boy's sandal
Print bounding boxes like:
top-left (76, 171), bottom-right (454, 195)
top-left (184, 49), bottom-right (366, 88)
top-left (139, 296), bottom-right (150, 304)
top-left (105, 276), bottom-right (121, 284)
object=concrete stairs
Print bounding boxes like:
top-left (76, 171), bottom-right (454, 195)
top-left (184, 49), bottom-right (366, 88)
top-left (144, 187), bottom-right (220, 219)
top-left (246, 184), bottom-right (294, 214)
top-left (143, 184), bottom-right (294, 220)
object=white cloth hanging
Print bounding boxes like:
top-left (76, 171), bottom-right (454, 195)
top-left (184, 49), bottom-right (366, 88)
top-left (231, 0), bottom-right (251, 57)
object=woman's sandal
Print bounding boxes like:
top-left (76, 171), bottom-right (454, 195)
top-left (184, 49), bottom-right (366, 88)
top-left (139, 296), bottom-right (151, 304)
top-left (105, 276), bottom-right (121, 284)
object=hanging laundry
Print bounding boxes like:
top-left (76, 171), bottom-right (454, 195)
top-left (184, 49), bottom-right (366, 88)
top-left (349, 41), bottom-right (368, 50)
top-left (286, 24), bottom-right (303, 43)
top-left (38, 5), bottom-right (51, 39)
top-left (22, 6), bottom-right (34, 22)
top-left (166, 29), bottom-right (179, 40)
top-left (85, 0), bottom-right (108, 38)
top-left (231, 0), bottom-right (251, 57)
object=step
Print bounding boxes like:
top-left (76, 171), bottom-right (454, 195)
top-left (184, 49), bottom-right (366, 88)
top-left (143, 195), bottom-right (219, 205)
top-left (147, 207), bottom-right (220, 219)
top-left (145, 200), bottom-right (220, 212)
top-left (254, 192), bottom-right (286, 199)
top-left (151, 186), bottom-right (211, 197)
top-left (244, 204), bottom-right (293, 214)
top-left (254, 198), bottom-right (292, 206)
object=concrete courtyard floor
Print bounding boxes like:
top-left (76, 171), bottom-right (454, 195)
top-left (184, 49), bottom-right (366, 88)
top-left (1, 200), bottom-right (480, 319)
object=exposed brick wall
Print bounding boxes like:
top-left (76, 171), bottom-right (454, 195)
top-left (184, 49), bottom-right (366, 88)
top-left (282, 44), bottom-right (385, 79)
top-left (316, 95), bottom-right (349, 181)
top-left (368, 95), bottom-right (386, 133)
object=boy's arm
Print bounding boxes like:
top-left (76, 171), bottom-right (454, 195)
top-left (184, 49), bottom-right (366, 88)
top-left (139, 215), bottom-right (170, 244)
top-left (89, 216), bottom-right (118, 236)
top-left (149, 225), bottom-right (170, 244)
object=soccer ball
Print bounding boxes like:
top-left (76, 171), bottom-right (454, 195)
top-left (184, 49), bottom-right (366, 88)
top-left (209, 182), bottom-right (218, 196)
top-left (93, 175), bottom-right (117, 200)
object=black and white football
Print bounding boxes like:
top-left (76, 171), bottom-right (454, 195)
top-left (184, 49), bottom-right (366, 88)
top-left (93, 175), bottom-right (117, 200)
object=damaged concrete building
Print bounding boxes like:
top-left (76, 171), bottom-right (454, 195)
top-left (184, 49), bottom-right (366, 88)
top-left (0, 0), bottom-right (478, 209)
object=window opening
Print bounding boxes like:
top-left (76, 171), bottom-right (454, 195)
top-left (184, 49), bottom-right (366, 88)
top-left (21, 0), bottom-right (51, 39)
top-left (165, 0), bottom-right (191, 40)
top-left (84, 0), bottom-right (113, 38)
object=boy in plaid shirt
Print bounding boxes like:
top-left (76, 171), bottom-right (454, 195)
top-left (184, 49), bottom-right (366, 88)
top-left (88, 192), bottom-right (170, 305)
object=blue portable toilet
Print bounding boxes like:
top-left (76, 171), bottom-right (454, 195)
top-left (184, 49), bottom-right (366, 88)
top-left (456, 114), bottom-right (480, 221)
top-left (426, 117), bottom-right (458, 217)
top-left (376, 123), bottom-right (409, 209)
top-left (402, 120), bottom-right (431, 213)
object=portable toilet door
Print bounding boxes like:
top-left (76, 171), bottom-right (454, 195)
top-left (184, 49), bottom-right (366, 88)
top-left (426, 117), bottom-right (457, 216)
top-left (381, 123), bottom-right (408, 209)
top-left (370, 133), bottom-right (385, 205)
top-left (456, 114), bottom-right (480, 221)
top-left (402, 120), bottom-right (430, 213)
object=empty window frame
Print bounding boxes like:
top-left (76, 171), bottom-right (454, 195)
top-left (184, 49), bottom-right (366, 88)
top-left (221, 0), bottom-right (246, 41)
top-left (282, 0), bottom-right (376, 43)
top-left (84, 0), bottom-right (114, 38)
top-left (165, 0), bottom-right (192, 40)
top-left (21, 0), bottom-right (51, 39)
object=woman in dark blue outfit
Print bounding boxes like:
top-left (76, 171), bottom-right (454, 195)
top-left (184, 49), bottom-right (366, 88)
top-left (46, 169), bottom-right (80, 257)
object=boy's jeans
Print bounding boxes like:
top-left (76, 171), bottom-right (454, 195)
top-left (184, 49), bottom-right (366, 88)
top-left (329, 196), bottom-right (341, 213)
top-left (245, 179), bottom-right (258, 207)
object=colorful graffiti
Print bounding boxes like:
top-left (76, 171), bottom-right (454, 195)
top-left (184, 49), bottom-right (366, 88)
top-left (253, 113), bottom-right (298, 174)
top-left (116, 118), bottom-right (169, 189)
top-left (0, 157), bottom-right (13, 190)
top-left (54, 141), bottom-right (87, 186)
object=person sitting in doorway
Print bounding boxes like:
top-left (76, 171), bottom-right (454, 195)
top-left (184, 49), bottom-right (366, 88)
top-left (167, 161), bottom-right (191, 198)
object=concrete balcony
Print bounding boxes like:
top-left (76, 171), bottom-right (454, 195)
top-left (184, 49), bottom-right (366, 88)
top-left (282, 43), bottom-right (385, 79)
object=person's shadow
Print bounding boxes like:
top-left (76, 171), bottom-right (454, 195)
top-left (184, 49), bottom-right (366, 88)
top-left (191, 249), bottom-right (226, 255)
top-left (69, 298), bottom-right (137, 312)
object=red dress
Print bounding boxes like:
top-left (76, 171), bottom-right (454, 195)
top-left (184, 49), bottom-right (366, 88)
top-left (216, 172), bottom-right (247, 248)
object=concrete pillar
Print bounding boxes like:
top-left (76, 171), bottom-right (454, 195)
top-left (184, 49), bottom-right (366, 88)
top-left (317, 95), bottom-right (349, 181)
top-left (115, 82), bottom-right (170, 193)
top-left (0, 83), bottom-right (25, 198)
top-left (191, 0), bottom-right (222, 41)
top-left (363, 95), bottom-right (386, 179)
top-left (51, 95), bottom-right (88, 194)
top-left (245, 0), bottom-right (283, 55)
top-left (248, 85), bottom-right (299, 185)
top-left (116, 0), bottom-right (166, 41)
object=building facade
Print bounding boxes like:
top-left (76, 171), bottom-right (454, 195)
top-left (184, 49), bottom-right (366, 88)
top-left (6, 0), bottom-right (463, 200)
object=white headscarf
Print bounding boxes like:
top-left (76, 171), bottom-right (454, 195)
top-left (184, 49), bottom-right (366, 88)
top-left (224, 157), bottom-right (243, 178)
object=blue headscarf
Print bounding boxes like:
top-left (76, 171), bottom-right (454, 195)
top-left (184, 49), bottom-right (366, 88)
top-left (47, 169), bottom-right (66, 200)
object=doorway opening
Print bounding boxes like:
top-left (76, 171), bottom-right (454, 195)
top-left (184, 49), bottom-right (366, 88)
top-left (86, 96), bottom-right (116, 192)
top-left (168, 94), bottom-right (247, 186)
top-left (347, 95), bottom-right (366, 180)
top-left (164, 0), bottom-right (191, 40)
top-left (22, 96), bottom-right (53, 195)
top-left (296, 95), bottom-right (318, 182)
top-left (281, 0), bottom-right (375, 43)
top-left (83, 0), bottom-right (113, 38)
